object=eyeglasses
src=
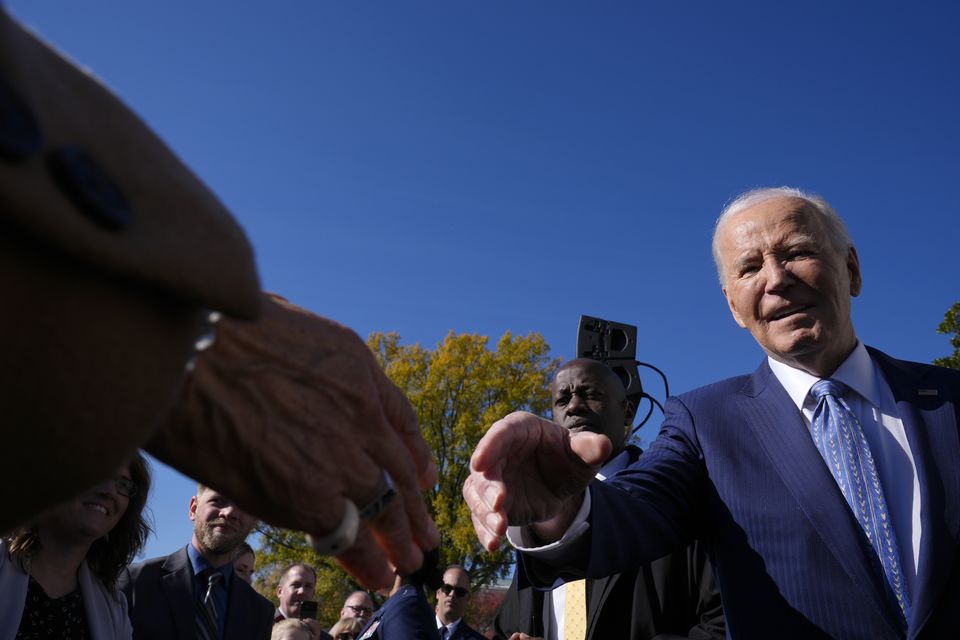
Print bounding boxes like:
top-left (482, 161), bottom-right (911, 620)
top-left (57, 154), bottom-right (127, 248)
top-left (345, 605), bottom-right (373, 615)
top-left (114, 476), bottom-right (139, 498)
top-left (439, 584), bottom-right (468, 598)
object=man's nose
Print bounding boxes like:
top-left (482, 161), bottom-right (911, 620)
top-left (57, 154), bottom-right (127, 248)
top-left (566, 395), bottom-right (586, 414)
top-left (762, 258), bottom-right (794, 292)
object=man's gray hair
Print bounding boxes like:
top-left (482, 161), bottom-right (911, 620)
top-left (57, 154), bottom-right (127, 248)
top-left (711, 186), bottom-right (853, 285)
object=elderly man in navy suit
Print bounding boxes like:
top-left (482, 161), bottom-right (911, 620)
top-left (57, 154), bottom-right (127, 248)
top-left (464, 187), bottom-right (960, 639)
top-left (120, 485), bottom-right (274, 639)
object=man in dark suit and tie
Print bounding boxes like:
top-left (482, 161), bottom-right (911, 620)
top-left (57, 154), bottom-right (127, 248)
top-left (464, 187), bottom-right (960, 639)
top-left (492, 359), bottom-right (724, 640)
top-left (434, 566), bottom-right (486, 640)
top-left (120, 485), bottom-right (274, 639)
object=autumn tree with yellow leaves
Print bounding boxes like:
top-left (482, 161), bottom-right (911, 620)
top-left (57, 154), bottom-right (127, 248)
top-left (253, 330), bottom-right (558, 624)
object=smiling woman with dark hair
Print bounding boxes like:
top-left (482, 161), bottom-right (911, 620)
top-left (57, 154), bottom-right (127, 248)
top-left (0, 453), bottom-right (152, 639)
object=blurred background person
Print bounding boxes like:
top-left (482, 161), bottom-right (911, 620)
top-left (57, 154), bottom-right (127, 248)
top-left (337, 591), bottom-right (375, 627)
top-left (272, 618), bottom-right (313, 640)
top-left (233, 543), bottom-right (256, 585)
top-left (0, 453), bottom-right (151, 638)
top-left (434, 566), bottom-right (484, 640)
top-left (328, 616), bottom-right (363, 640)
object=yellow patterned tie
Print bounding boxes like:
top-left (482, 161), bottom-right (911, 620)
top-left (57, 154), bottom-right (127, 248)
top-left (563, 579), bottom-right (587, 640)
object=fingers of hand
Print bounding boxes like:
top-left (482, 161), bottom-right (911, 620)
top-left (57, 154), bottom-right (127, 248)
top-left (463, 474), bottom-right (505, 551)
top-left (569, 431), bottom-right (613, 467)
top-left (470, 411), bottom-right (543, 473)
top-left (334, 525), bottom-right (394, 590)
top-left (362, 487), bottom-right (426, 577)
top-left (364, 409), bottom-right (439, 572)
top-left (377, 371), bottom-right (438, 491)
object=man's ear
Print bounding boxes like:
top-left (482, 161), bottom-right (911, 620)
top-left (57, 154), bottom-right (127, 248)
top-left (188, 495), bottom-right (198, 522)
top-left (847, 246), bottom-right (862, 297)
top-left (723, 287), bottom-right (748, 328)
top-left (624, 398), bottom-right (638, 425)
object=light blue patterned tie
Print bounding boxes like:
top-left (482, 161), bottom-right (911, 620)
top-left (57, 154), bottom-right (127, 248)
top-left (810, 379), bottom-right (910, 627)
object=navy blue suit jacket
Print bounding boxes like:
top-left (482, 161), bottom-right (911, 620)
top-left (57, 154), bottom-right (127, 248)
top-left (521, 348), bottom-right (960, 639)
top-left (358, 583), bottom-right (440, 640)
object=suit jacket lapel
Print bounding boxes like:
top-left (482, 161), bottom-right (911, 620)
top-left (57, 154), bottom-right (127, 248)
top-left (738, 361), bottom-right (901, 631)
top-left (870, 348), bottom-right (960, 635)
top-left (585, 573), bottom-right (618, 637)
top-left (161, 547), bottom-right (196, 639)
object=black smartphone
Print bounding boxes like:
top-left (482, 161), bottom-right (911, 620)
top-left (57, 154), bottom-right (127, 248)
top-left (299, 600), bottom-right (318, 620)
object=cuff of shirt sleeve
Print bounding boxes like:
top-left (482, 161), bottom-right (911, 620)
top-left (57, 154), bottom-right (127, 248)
top-left (505, 489), bottom-right (591, 560)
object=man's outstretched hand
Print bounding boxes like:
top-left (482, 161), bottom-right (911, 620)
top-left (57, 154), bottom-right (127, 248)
top-left (462, 411), bottom-right (610, 551)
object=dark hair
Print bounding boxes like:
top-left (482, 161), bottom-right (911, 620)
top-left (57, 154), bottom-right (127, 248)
top-left (235, 541), bottom-right (255, 559)
top-left (7, 453), bottom-right (153, 590)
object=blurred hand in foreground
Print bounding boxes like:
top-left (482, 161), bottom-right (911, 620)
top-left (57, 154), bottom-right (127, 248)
top-left (148, 293), bottom-right (440, 589)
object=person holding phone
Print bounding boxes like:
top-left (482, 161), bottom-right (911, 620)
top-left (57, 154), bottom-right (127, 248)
top-left (274, 563), bottom-right (331, 640)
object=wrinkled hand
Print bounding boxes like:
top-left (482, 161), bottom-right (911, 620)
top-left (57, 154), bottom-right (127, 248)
top-left (146, 293), bottom-right (440, 588)
top-left (462, 411), bottom-right (610, 552)
top-left (507, 634), bottom-right (544, 640)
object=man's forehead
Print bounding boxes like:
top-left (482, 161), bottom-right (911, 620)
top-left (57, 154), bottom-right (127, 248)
top-left (284, 567), bottom-right (313, 582)
top-left (722, 200), bottom-right (826, 252)
top-left (444, 569), bottom-right (469, 586)
top-left (553, 361), bottom-right (620, 391)
top-left (198, 488), bottom-right (228, 502)
top-left (725, 198), bottom-right (819, 236)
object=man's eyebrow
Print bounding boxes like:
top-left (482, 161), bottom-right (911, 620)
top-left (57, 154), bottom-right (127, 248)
top-left (730, 252), bottom-right (760, 272)
top-left (783, 234), bottom-right (818, 249)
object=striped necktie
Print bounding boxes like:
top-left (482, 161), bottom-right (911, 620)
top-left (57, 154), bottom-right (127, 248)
top-left (195, 568), bottom-right (223, 640)
top-left (810, 379), bottom-right (910, 627)
top-left (562, 579), bottom-right (587, 640)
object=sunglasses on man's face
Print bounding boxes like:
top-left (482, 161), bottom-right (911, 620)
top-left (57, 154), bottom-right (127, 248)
top-left (439, 584), bottom-right (468, 598)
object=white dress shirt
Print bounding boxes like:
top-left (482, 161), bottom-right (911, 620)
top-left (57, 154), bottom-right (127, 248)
top-left (510, 342), bottom-right (922, 599)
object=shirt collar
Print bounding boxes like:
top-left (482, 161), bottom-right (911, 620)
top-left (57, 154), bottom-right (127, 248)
top-left (767, 340), bottom-right (878, 410)
top-left (186, 543), bottom-right (235, 584)
top-left (596, 448), bottom-right (630, 481)
top-left (436, 614), bottom-right (461, 631)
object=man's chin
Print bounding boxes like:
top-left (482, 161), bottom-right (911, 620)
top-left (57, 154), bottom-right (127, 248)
top-left (199, 531), bottom-right (244, 555)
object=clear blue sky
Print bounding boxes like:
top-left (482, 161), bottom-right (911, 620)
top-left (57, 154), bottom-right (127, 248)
top-left (10, 2), bottom-right (958, 562)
